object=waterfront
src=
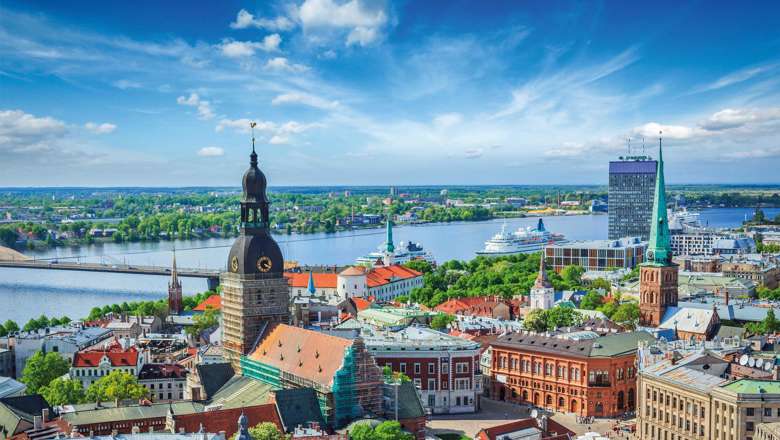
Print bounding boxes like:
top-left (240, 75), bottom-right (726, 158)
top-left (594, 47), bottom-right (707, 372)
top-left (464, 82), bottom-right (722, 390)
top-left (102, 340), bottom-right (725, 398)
top-left (0, 207), bottom-right (776, 323)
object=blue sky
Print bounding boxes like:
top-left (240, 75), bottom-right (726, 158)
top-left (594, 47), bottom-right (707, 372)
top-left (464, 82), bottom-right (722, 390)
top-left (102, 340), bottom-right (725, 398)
top-left (1, 0), bottom-right (779, 186)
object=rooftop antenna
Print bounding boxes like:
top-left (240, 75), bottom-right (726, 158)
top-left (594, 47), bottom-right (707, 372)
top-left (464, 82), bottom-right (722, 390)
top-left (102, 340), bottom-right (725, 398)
top-left (250, 121), bottom-right (257, 153)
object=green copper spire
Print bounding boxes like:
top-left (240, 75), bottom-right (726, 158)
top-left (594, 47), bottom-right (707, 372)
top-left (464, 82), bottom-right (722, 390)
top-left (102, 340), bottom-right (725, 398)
top-left (645, 137), bottom-right (672, 265)
top-left (385, 217), bottom-right (394, 253)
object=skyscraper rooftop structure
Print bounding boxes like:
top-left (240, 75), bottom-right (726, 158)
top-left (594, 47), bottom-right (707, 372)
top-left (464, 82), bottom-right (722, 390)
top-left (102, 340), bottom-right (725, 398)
top-left (608, 156), bottom-right (657, 240)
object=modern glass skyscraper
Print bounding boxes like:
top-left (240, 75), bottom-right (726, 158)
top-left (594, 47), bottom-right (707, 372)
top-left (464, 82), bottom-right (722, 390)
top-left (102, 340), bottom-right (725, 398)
top-left (608, 158), bottom-right (657, 240)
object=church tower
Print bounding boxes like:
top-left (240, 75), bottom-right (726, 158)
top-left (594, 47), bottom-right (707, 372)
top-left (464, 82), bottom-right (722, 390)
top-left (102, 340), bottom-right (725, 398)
top-left (639, 137), bottom-right (678, 327)
top-left (168, 251), bottom-right (183, 315)
top-left (529, 255), bottom-right (555, 310)
top-left (221, 124), bottom-right (290, 372)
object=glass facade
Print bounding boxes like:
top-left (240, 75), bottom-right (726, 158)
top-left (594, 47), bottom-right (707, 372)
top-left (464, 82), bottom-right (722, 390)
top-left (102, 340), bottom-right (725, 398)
top-left (608, 159), bottom-right (657, 240)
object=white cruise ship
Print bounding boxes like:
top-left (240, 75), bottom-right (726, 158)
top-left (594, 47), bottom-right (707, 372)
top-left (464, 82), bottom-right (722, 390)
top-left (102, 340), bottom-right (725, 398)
top-left (355, 220), bottom-right (435, 266)
top-left (476, 219), bottom-right (567, 256)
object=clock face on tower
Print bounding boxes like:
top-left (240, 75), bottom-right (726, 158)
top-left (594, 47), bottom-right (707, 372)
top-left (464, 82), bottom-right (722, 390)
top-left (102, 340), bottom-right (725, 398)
top-left (230, 256), bottom-right (239, 272)
top-left (257, 256), bottom-right (273, 272)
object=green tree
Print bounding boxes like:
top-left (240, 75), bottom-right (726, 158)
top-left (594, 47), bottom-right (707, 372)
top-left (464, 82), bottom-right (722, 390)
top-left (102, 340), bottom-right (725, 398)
top-left (0, 323), bottom-right (6, 337)
top-left (3, 320), bottom-right (19, 333)
top-left (40, 377), bottom-right (86, 406)
top-left (230, 422), bottom-right (284, 440)
top-left (764, 308), bottom-right (780, 333)
top-left (560, 265), bottom-right (585, 287)
top-left (403, 260), bottom-right (433, 274)
top-left (21, 351), bottom-right (71, 394)
top-left (186, 306), bottom-right (220, 338)
top-left (580, 291), bottom-right (604, 310)
top-left (374, 421), bottom-right (414, 440)
top-left (350, 424), bottom-right (377, 440)
top-left (430, 313), bottom-right (455, 330)
top-left (611, 303), bottom-right (641, 329)
top-left (86, 371), bottom-right (148, 406)
top-left (589, 278), bottom-right (612, 293)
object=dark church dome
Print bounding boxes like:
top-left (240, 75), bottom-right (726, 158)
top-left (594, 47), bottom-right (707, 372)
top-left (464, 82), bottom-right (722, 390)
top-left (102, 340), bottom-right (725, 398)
top-left (226, 231), bottom-right (284, 276)
top-left (242, 150), bottom-right (269, 204)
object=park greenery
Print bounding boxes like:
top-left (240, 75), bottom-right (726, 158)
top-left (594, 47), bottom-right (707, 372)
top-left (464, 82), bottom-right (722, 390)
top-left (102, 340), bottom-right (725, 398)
top-left (86, 290), bottom-right (216, 321)
top-left (523, 307), bottom-right (583, 332)
top-left (40, 377), bottom-right (86, 406)
top-left (185, 306), bottom-right (220, 338)
top-left (745, 308), bottom-right (780, 335)
top-left (430, 313), bottom-right (456, 330)
top-left (350, 421), bottom-right (414, 440)
top-left (85, 370), bottom-right (149, 405)
top-left (406, 253), bottom-right (597, 308)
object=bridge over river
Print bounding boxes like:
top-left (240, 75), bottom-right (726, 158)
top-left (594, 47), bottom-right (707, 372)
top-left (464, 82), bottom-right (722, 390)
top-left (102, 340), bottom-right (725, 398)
top-left (0, 259), bottom-right (221, 290)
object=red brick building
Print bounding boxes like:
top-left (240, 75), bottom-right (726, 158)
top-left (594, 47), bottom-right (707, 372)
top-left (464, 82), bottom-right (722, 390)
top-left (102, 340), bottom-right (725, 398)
top-left (490, 331), bottom-right (655, 417)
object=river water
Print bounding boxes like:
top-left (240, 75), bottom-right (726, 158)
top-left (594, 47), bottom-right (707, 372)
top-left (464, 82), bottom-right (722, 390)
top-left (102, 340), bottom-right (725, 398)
top-left (0, 207), bottom-right (776, 323)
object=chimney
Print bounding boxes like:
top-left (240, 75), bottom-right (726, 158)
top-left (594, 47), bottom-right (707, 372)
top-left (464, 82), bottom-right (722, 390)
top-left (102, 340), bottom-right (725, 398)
top-left (725, 290), bottom-right (730, 306)
top-left (33, 415), bottom-right (43, 430)
top-left (42, 408), bottom-right (49, 422)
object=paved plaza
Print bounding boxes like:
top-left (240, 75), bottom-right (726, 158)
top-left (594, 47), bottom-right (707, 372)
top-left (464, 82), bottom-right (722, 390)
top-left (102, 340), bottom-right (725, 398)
top-left (427, 398), bottom-right (634, 438)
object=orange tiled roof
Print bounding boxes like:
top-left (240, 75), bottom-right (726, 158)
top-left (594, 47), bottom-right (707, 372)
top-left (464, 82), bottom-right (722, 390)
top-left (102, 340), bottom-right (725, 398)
top-left (172, 404), bottom-right (282, 438)
top-left (248, 324), bottom-right (353, 387)
top-left (352, 297), bottom-right (373, 312)
top-left (340, 266), bottom-right (367, 276)
top-left (284, 272), bottom-right (338, 289)
top-left (193, 295), bottom-right (221, 311)
top-left (366, 265), bottom-right (422, 288)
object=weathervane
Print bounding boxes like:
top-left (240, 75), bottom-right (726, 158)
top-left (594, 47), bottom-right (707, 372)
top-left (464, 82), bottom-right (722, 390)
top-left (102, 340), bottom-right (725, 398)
top-left (250, 121), bottom-right (257, 153)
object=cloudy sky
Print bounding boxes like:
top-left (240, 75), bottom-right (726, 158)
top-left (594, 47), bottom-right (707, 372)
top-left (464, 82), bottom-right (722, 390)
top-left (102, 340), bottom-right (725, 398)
top-left (1, 0), bottom-right (779, 186)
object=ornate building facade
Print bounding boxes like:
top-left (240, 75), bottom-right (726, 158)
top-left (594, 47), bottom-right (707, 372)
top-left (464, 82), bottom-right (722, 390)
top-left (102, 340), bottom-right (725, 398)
top-left (529, 256), bottom-right (554, 310)
top-left (222, 137), bottom-right (290, 371)
top-left (639, 141), bottom-right (679, 327)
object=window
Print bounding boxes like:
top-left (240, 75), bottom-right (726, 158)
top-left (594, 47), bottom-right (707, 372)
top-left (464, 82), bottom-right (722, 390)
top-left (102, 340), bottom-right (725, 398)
top-left (428, 379), bottom-right (436, 390)
top-left (747, 408), bottom-right (755, 417)
top-left (429, 363), bottom-right (435, 374)
top-left (414, 363), bottom-right (421, 374)
top-left (413, 378), bottom-right (421, 388)
top-left (765, 408), bottom-right (772, 417)
top-left (400, 363), bottom-right (406, 373)
top-left (747, 422), bottom-right (754, 432)
top-left (428, 395), bottom-right (435, 407)
top-left (441, 363), bottom-right (449, 374)
top-left (456, 362), bottom-right (469, 373)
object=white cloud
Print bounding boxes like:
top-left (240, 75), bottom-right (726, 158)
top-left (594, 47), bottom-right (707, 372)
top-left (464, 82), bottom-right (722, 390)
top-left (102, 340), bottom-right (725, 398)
top-left (84, 122), bottom-right (117, 134)
top-left (264, 57), bottom-right (308, 72)
top-left (297, 0), bottom-right (388, 46)
top-left (230, 9), bottom-right (295, 31)
top-left (433, 113), bottom-right (463, 128)
top-left (631, 122), bottom-right (707, 140)
top-left (197, 146), bottom-right (225, 157)
top-left (219, 35), bottom-right (281, 58)
top-left (176, 93), bottom-right (215, 120)
top-left (701, 107), bottom-right (780, 131)
top-left (113, 79), bottom-right (142, 90)
top-left (0, 109), bottom-right (67, 153)
top-left (723, 148), bottom-right (780, 160)
top-left (271, 92), bottom-right (339, 110)
top-left (269, 135), bottom-right (289, 144)
top-left (216, 118), bottom-right (321, 144)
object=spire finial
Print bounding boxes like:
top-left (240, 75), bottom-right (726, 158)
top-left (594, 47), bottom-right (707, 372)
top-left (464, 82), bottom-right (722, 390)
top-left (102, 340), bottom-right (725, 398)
top-left (250, 121), bottom-right (257, 153)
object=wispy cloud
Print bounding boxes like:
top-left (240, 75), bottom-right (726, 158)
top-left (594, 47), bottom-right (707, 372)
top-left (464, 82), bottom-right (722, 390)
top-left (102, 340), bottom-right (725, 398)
top-left (84, 122), bottom-right (117, 134)
top-left (691, 62), bottom-right (778, 94)
top-left (271, 92), bottom-right (340, 110)
top-left (229, 9), bottom-right (295, 31)
top-left (197, 146), bottom-right (224, 157)
top-left (219, 35), bottom-right (281, 58)
top-left (296, 0), bottom-right (388, 46)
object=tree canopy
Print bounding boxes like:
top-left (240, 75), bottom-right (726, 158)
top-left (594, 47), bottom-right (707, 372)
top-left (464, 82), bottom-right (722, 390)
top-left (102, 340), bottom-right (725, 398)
top-left (21, 351), bottom-right (71, 394)
top-left (85, 371), bottom-right (148, 405)
top-left (229, 422), bottom-right (284, 440)
top-left (350, 421), bottom-right (414, 440)
top-left (40, 378), bottom-right (86, 406)
top-left (523, 306), bottom-right (583, 332)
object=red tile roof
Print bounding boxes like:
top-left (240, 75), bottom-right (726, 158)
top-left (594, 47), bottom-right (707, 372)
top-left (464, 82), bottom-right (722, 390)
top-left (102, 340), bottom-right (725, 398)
top-left (366, 265), bottom-right (422, 288)
top-left (172, 404), bottom-right (282, 437)
top-left (193, 295), bottom-right (221, 311)
top-left (477, 418), bottom-right (575, 440)
top-left (73, 347), bottom-right (139, 368)
top-left (352, 297), bottom-right (373, 312)
top-left (285, 273), bottom-right (338, 289)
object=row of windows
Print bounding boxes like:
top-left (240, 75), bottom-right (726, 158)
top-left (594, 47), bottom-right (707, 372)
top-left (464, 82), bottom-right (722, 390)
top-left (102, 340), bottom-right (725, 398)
top-left (72, 367), bottom-right (136, 377)
top-left (647, 389), bottom-right (706, 418)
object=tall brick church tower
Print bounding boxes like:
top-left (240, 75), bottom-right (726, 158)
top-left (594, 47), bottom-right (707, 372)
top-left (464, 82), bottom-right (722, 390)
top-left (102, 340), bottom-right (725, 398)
top-left (221, 124), bottom-right (290, 372)
top-left (639, 137), bottom-right (678, 327)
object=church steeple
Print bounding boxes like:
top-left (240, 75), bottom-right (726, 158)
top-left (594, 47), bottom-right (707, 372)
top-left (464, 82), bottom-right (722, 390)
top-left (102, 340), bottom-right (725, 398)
top-left (307, 271), bottom-right (316, 295)
top-left (646, 136), bottom-right (672, 266)
top-left (534, 254), bottom-right (552, 289)
top-left (240, 122), bottom-right (270, 233)
top-left (168, 250), bottom-right (183, 315)
top-left (385, 217), bottom-right (394, 253)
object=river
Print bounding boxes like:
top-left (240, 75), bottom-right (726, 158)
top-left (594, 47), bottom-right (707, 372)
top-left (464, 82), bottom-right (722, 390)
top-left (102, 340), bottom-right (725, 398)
top-left (0, 207), bottom-right (776, 323)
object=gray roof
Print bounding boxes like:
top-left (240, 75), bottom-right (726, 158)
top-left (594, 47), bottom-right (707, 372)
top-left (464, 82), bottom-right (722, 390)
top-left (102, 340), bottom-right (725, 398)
top-left (273, 388), bottom-right (326, 433)
top-left (208, 376), bottom-right (273, 409)
top-left (62, 402), bottom-right (203, 425)
top-left (493, 331), bottom-right (654, 358)
top-left (678, 301), bottom-right (770, 322)
top-left (196, 363), bottom-right (235, 398)
top-left (393, 382), bottom-right (425, 420)
top-left (716, 325), bottom-right (746, 339)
